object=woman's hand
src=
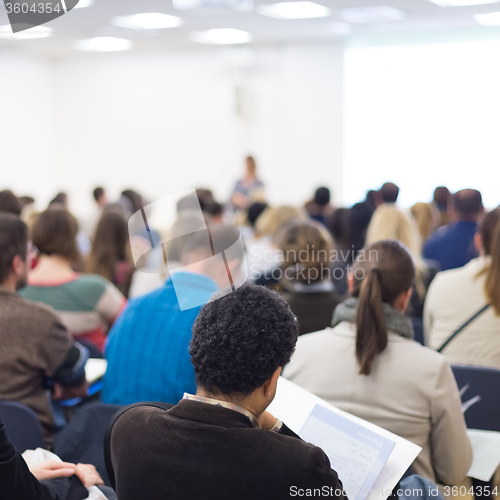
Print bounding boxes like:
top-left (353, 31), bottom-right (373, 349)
top-left (75, 463), bottom-right (104, 488)
top-left (29, 460), bottom-right (76, 481)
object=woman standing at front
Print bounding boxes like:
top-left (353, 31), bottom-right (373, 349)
top-left (284, 240), bottom-right (471, 487)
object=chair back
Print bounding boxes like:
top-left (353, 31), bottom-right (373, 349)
top-left (451, 364), bottom-right (500, 431)
top-left (411, 317), bottom-right (425, 346)
top-left (0, 400), bottom-right (45, 453)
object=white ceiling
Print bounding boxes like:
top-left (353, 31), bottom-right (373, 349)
top-left (1, 0), bottom-right (500, 58)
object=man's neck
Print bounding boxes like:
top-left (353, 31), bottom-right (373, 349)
top-left (0, 277), bottom-right (17, 292)
top-left (196, 388), bottom-right (260, 418)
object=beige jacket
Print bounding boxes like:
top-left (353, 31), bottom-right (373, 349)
top-left (424, 256), bottom-right (500, 368)
top-left (283, 321), bottom-right (472, 486)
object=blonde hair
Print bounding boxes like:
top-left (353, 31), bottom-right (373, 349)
top-left (255, 206), bottom-right (304, 239)
top-left (411, 202), bottom-right (433, 247)
top-left (277, 221), bottom-right (333, 284)
top-left (365, 204), bottom-right (427, 298)
top-left (476, 209), bottom-right (500, 316)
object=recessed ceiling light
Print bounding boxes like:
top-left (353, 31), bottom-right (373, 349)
top-left (339, 6), bottom-right (406, 23)
top-left (0, 25), bottom-right (53, 39)
top-left (331, 22), bottom-right (352, 35)
top-left (191, 28), bottom-right (252, 44)
top-left (74, 0), bottom-right (94, 9)
top-left (111, 13), bottom-right (183, 30)
top-left (257, 1), bottom-right (330, 19)
top-left (474, 10), bottom-right (500, 24)
top-left (429, 0), bottom-right (499, 5)
top-left (73, 36), bottom-right (133, 52)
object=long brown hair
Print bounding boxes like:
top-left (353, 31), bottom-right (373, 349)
top-left (479, 209), bottom-right (500, 316)
top-left (85, 211), bottom-right (133, 287)
top-left (351, 240), bottom-right (415, 375)
top-left (31, 206), bottom-right (81, 265)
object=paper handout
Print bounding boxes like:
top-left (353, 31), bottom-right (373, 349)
top-left (268, 377), bottom-right (421, 500)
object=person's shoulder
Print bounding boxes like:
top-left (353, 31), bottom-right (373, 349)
top-left (74, 273), bottom-right (110, 291)
top-left (10, 292), bottom-right (65, 330)
top-left (112, 405), bottom-right (169, 438)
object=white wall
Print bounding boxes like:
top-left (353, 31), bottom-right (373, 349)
top-left (51, 43), bottom-right (344, 217)
top-left (0, 52), bottom-right (55, 207)
top-left (344, 40), bottom-right (500, 208)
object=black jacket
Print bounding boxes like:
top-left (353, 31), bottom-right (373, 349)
top-left (0, 418), bottom-right (88, 500)
top-left (110, 399), bottom-right (347, 500)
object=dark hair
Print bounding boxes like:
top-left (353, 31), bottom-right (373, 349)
top-left (314, 187), bottom-right (331, 207)
top-left (381, 183), bottom-right (400, 204)
top-left (85, 211), bottom-right (132, 283)
top-left (190, 284), bottom-right (298, 396)
top-left (453, 189), bottom-right (483, 218)
top-left (31, 207), bottom-right (81, 262)
top-left (433, 186), bottom-right (450, 209)
top-left (93, 187), bottom-right (105, 202)
top-left (479, 209), bottom-right (500, 315)
top-left (49, 192), bottom-right (68, 207)
top-left (329, 208), bottom-right (351, 249)
top-left (0, 213), bottom-right (27, 283)
top-left (351, 240), bottom-right (415, 375)
top-left (0, 190), bottom-right (22, 216)
top-left (247, 202), bottom-right (268, 228)
top-left (349, 203), bottom-right (373, 260)
top-left (365, 191), bottom-right (378, 212)
top-left (121, 190), bottom-right (143, 214)
top-left (18, 196), bottom-right (35, 209)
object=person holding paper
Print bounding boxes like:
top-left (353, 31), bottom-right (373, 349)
top-left (107, 284), bottom-right (347, 500)
top-left (284, 240), bottom-right (472, 487)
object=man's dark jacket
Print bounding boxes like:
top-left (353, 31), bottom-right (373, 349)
top-left (110, 399), bottom-right (347, 500)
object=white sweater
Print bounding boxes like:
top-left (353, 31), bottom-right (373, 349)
top-left (424, 256), bottom-right (500, 368)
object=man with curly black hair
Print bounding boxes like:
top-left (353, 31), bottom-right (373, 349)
top-left (108, 284), bottom-right (347, 500)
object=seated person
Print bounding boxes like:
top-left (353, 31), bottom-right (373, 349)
top-left (365, 204), bottom-right (438, 318)
top-left (0, 416), bottom-right (113, 500)
top-left (108, 284), bottom-right (347, 500)
top-left (20, 207), bottom-right (127, 353)
top-left (424, 189), bottom-right (483, 271)
top-left (103, 225), bottom-right (244, 405)
top-left (284, 240), bottom-right (472, 486)
top-left (425, 209), bottom-right (500, 368)
top-left (0, 214), bottom-right (88, 441)
top-left (277, 221), bottom-right (343, 335)
top-left (304, 187), bottom-right (334, 226)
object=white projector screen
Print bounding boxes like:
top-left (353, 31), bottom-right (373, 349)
top-left (343, 39), bottom-right (500, 208)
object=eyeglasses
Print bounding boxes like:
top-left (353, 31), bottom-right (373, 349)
top-left (29, 245), bottom-right (39, 257)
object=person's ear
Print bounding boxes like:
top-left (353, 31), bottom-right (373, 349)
top-left (474, 233), bottom-right (484, 255)
top-left (263, 367), bottom-right (282, 398)
top-left (348, 271), bottom-right (354, 294)
top-left (11, 255), bottom-right (24, 278)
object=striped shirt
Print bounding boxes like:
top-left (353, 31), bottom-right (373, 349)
top-left (20, 274), bottom-right (126, 352)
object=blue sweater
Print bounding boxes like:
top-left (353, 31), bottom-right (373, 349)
top-left (423, 221), bottom-right (478, 272)
top-left (103, 272), bottom-right (218, 405)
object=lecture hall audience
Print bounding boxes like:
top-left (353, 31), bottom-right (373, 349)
top-left (365, 204), bottom-right (438, 318)
top-left (20, 208), bottom-right (127, 353)
top-left (108, 284), bottom-right (347, 500)
top-left (0, 214), bottom-right (88, 441)
top-left (425, 208), bottom-right (500, 368)
top-left (284, 240), bottom-right (472, 485)
top-left (277, 220), bottom-right (342, 335)
top-left (85, 209), bottom-right (135, 298)
top-left (424, 189), bottom-right (483, 271)
top-left (102, 225), bottom-right (243, 405)
top-left (1, 176), bottom-right (499, 499)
